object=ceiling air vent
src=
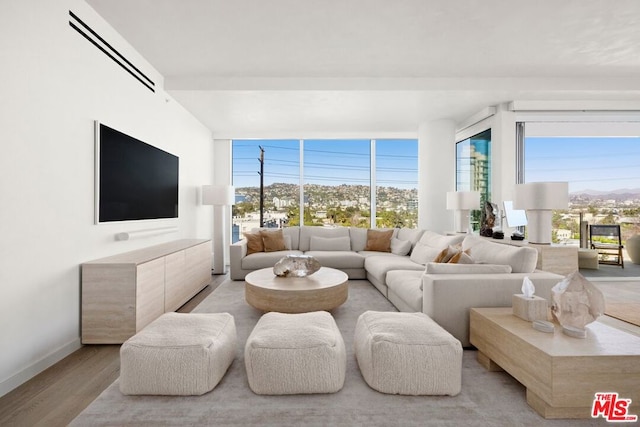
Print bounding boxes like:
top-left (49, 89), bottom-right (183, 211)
top-left (69, 10), bottom-right (155, 93)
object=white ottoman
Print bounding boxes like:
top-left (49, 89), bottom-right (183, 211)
top-left (355, 311), bottom-right (462, 396)
top-left (578, 248), bottom-right (599, 269)
top-left (245, 311), bottom-right (346, 395)
top-left (120, 312), bottom-right (237, 396)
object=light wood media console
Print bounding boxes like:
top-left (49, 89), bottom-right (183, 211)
top-left (81, 239), bottom-right (212, 344)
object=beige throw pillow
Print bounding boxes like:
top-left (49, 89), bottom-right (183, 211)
top-left (433, 245), bottom-right (460, 263)
top-left (260, 229), bottom-right (287, 252)
top-left (448, 250), bottom-right (474, 264)
top-left (390, 238), bottom-right (412, 256)
top-left (244, 232), bottom-right (264, 255)
top-left (364, 229), bottom-right (394, 252)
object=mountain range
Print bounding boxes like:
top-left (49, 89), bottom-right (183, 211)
top-left (571, 188), bottom-right (640, 201)
top-left (572, 188), bottom-right (640, 196)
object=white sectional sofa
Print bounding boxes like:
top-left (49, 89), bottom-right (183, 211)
top-left (230, 226), bottom-right (565, 346)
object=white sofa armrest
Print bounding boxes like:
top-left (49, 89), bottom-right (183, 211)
top-left (230, 239), bottom-right (248, 280)
top-left (422, 271), bottom-right (563, 347)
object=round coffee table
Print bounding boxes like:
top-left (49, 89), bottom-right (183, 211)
top-left (244, 267), bottom-right (348, 313)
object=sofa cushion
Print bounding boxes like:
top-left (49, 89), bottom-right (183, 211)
top-left (410, 232), bottom-right (466, 265)
top-left (391, 238), bottom-right (412, 256)
top-left (396, 228), bottom-right (425, 249)
top-left (242, 250), bottom-right (304, 270)
top-left (349, 227), bottom-right (368, 252)
top-left (310, 236), bottom-right (351, 251)
top-left (283, 226), bottom-right (300, 250)
top-left (433, 245), bottom-right (460, 263)
top-left (448, 251), bottom-right (474, 264)
top-left (461, 235), bottom-right (537, 273)
top-left (299, 226), bottom-right (350, 251)
top-left (244, 232), bottom-right (264, 255)
top-left (365, 255), bottom-right (424, 285)
top-left (251, 227), bottom-right (300, 250)
top-left (424, 262), bottom-right (512, 274)
top-left (305, 251), bottom-right (366, 269)
top-left (364, 229), bottom-right (394, 252)
top-left (261, 229), bottom-right (287, 252)
top-left (409, 242), bottom-right (441, 264)
top-left (358, 251), bottom-right (401, 258)
top-left (283, 235), bottom-right (292, 250)
top-left (386, 270), bottom-right (424, 312)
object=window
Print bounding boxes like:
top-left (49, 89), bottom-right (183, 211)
top-left (375, 139), bottom-right (418, 228)
top-left (456, 130), bottom-right (491, 231)
top-left (231, 140), bottom-right (299, 241)
top-left (524, 136), bottom-right (640, 244)
top-left (231, 139), bottom-right (418, 240)
top-left (303, 140), bottom-right (371, 227)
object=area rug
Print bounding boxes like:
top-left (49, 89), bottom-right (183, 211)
top-left (605, 303), bottom-right (640, 327)
top-left (71, 280), bottom-right (606, 426)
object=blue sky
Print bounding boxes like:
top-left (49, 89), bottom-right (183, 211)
top-left (525, 137), bottom-right (640, 193)
top-left (232, 137), bottom-right (640, 193)
top-left (232, 139), bottom-right (418, 189)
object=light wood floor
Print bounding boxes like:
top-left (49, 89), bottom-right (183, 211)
top-left (0, 274), bottom-right (637, 426)
top-left (0, 274), bottom-right (227, 427)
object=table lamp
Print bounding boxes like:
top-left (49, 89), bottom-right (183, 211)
top-left (513, 182), bottom-right (568, 244)
top-left (446, 191), bottom-right (481, 233)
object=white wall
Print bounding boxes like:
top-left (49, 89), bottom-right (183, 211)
top-left (0, 0), bottom-right (214, 396)
top-left (418, 120), bottom-right (456, 232)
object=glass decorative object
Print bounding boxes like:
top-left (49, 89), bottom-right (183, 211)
top-left (273, 255), bottom-right (321, 278)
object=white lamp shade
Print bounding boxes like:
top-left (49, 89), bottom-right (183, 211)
top-left (513, 182), bottom-right (568, 210)
top-left (202, 185), bottom-right (235, 206)
top-left (446, 191), bottom-right (481, 210)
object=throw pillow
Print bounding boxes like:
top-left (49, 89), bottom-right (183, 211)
top-left (260, 229), bottom-right (287, 252)
top-left (390, 238), bottom-right (412, 256)
top-left (433, 245), bottom-right (461, 263)
top-left (409, 242), bottom-right (444, 265)
top-left (244, 232), bottom-right (264, 255)
top-left (364, 229), bottom-right (394, 252)
top-left (448, 250), bottom-right (474, 264)
top-left (309, 236), bottom-right (351, 251)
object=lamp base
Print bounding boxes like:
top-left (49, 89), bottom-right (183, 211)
top-left (525, 210), bottom-right (553, 244)
top-left (212, 205), bottom-right (228, 275)
top-left (453, 209), bottom-right (471, 233)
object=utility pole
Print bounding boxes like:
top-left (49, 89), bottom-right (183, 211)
top-left (258, 146), bottom-right (265, 227)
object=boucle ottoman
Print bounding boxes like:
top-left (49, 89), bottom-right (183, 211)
top-left (245, 311), bottom-right (346, 395)
top-left (119, 312), bottom-right (237, 396)
top-left (355, 311), bottom-right (462, 396)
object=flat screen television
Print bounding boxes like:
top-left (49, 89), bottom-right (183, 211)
top-left (95, 122), bottom-right (179, 223)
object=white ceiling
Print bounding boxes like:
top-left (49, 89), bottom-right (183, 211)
top-left (86, 0), bottom-right (640, 138)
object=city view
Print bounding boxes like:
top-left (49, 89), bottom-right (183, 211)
top-left (231, 139), bottom-right (418, 241)
top-left (231, 137), bottom-right (640, 246)
top-left (526, 136), bottom-right (640, 246)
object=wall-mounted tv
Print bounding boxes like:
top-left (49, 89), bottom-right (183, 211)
top-left (95, 122), bottom-right (179, 223)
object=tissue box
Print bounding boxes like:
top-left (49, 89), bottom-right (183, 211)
top-left (512, 294), bottom-right (548, 321)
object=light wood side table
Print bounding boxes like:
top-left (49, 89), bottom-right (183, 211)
top-left (470, 307), bottom-right (640, 419)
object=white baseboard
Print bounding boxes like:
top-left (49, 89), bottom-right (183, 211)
top-left (0, 338), bottom-right (82, 398)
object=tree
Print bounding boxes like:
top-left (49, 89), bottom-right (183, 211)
top-left (601, 213), bottom-right (616, 225)
top-left (286, 206), bottom-right (300, 226)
